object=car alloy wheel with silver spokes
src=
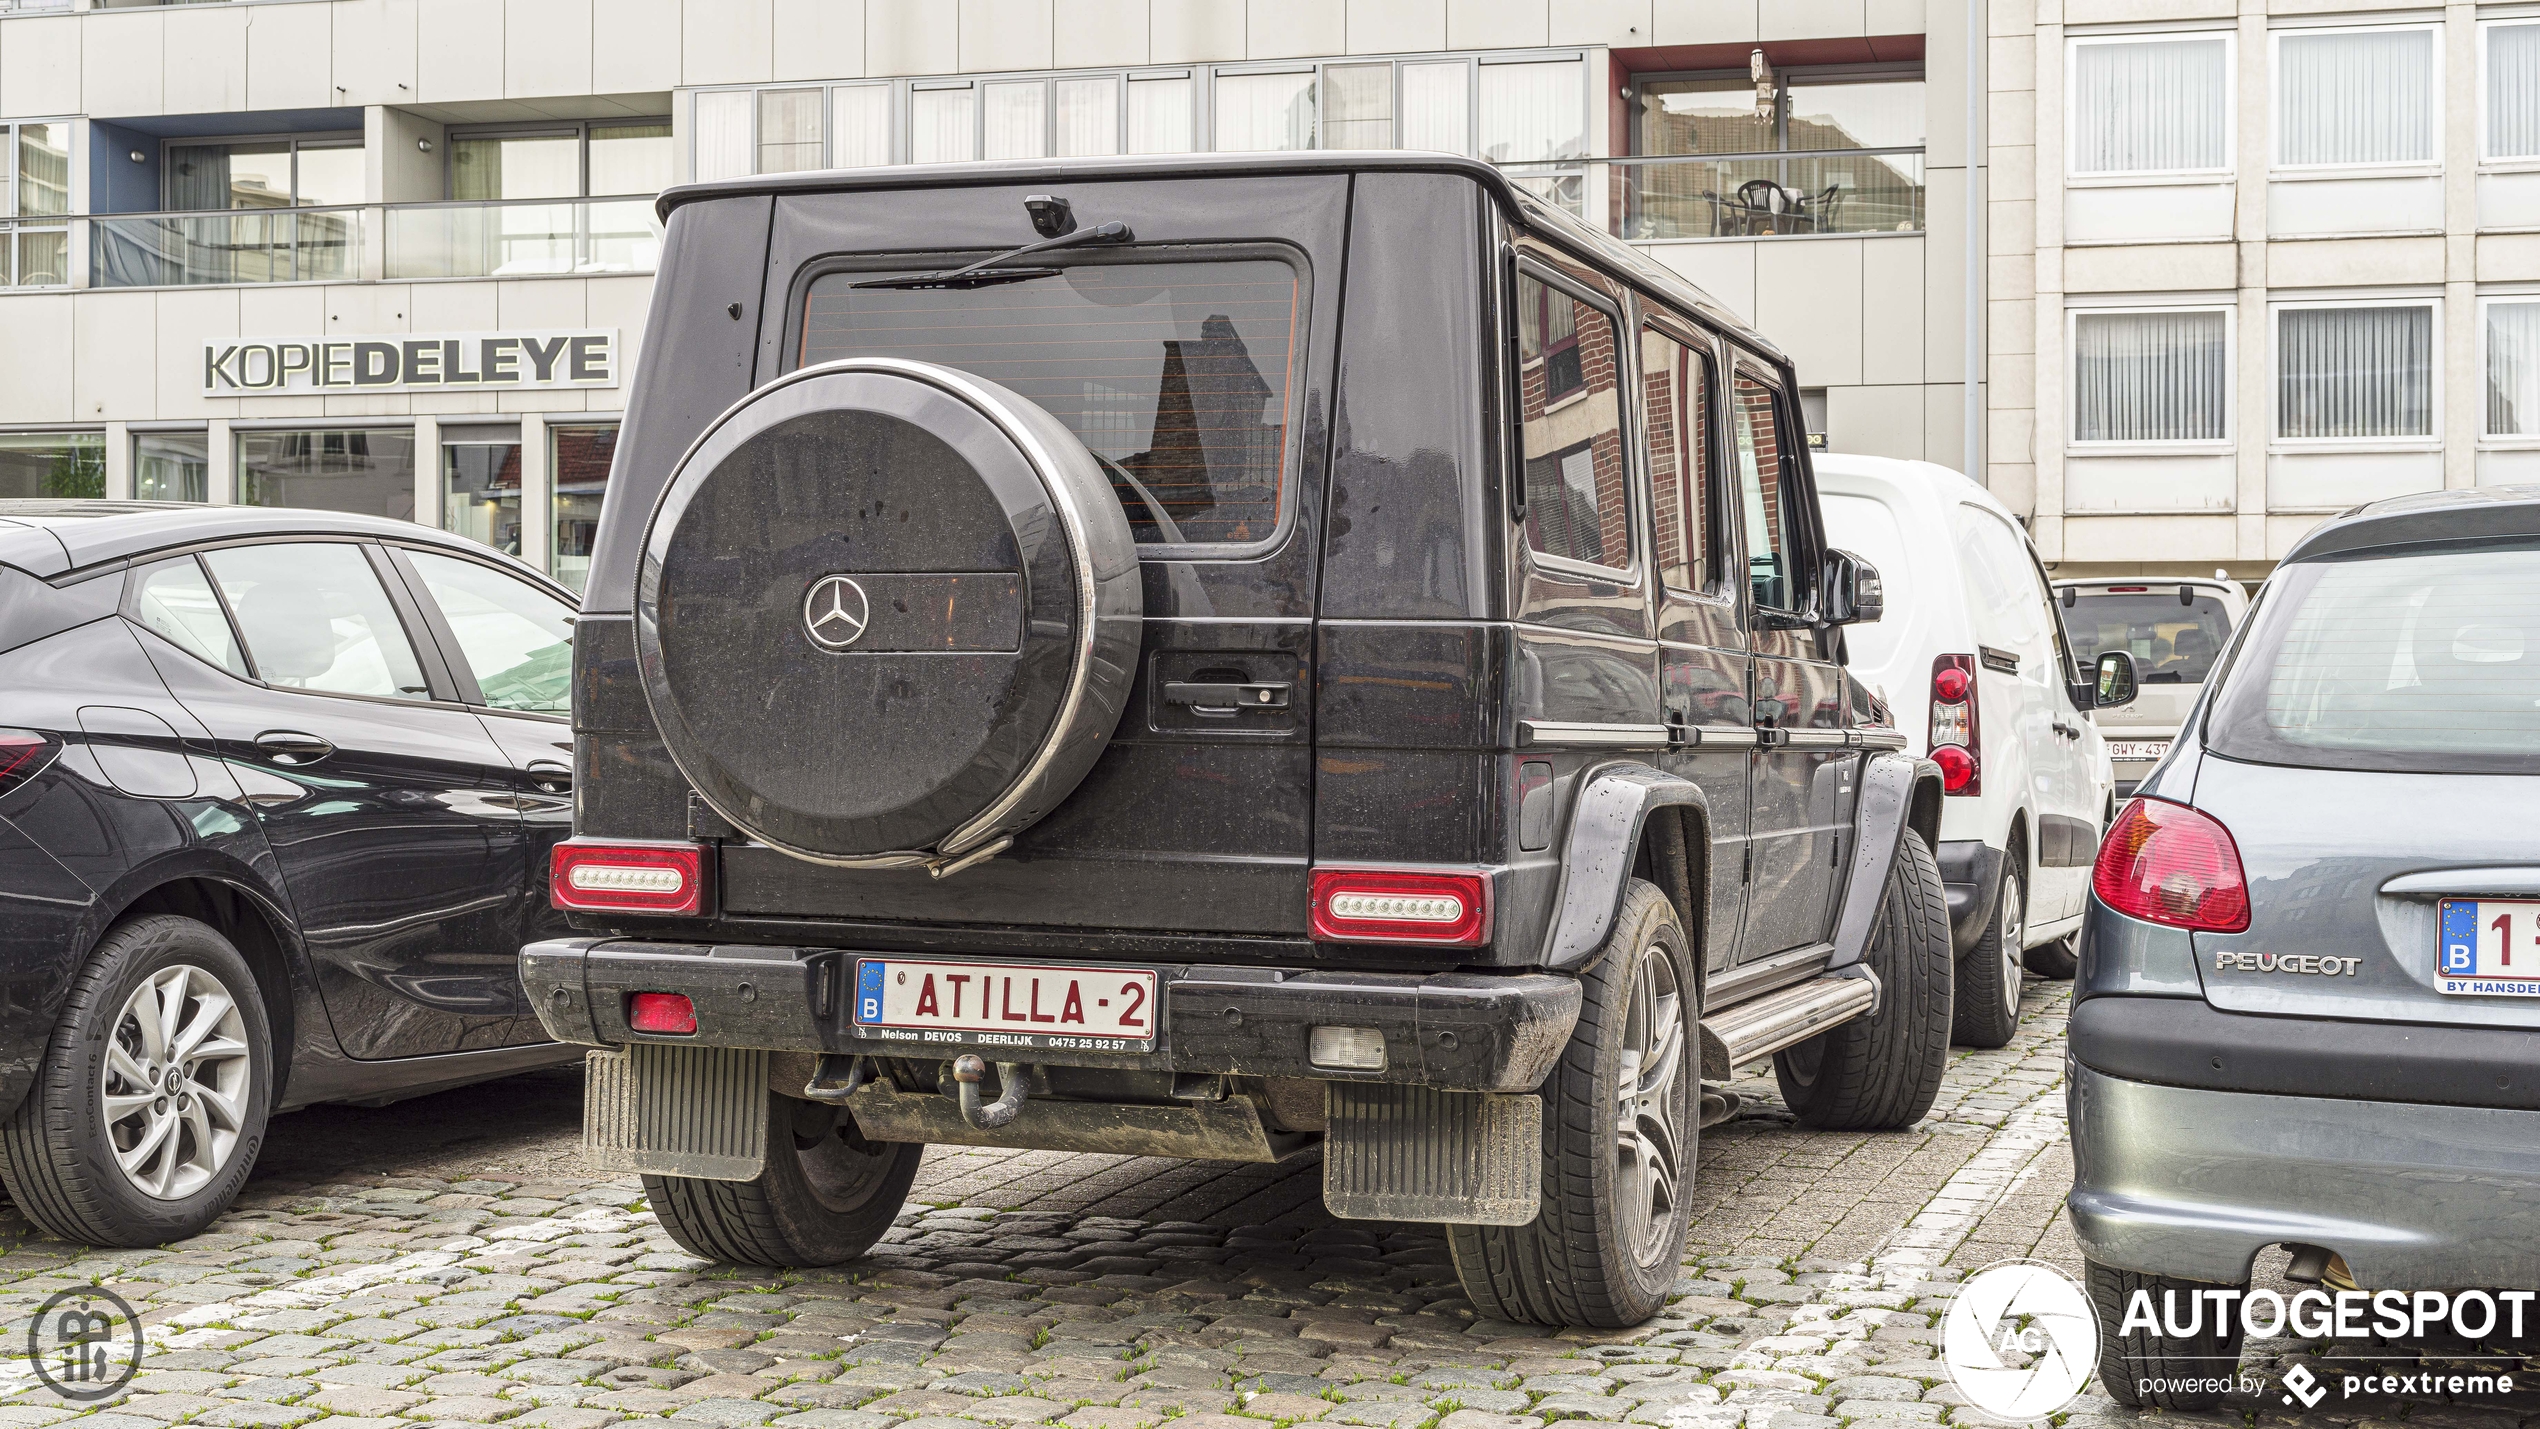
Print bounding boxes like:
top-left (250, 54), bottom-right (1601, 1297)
top-left (1995, 868), bottom-right (2025, 1014)
top-left (102, 963), bottom-right (253, 1200)
top-left (1614, 941), bottom-right (1687, 1266)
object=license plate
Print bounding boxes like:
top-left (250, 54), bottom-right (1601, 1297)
top-left (851, 958), bottom-right (1159, 1050)
top-left (2437, 899), bottom-right (2540, 997)
top-left (2107, 740), bottom-right (2171, 762)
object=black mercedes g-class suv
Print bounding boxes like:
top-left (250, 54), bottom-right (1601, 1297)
top-left (525, 152), bottom-right (1975, 1327)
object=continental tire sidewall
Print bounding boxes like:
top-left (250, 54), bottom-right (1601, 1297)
top-left (1773, 829), bottom-right (1953, 1131)
top-left (0, 915), bottom-right (272, 1246)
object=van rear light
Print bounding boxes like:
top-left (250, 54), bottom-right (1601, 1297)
top-left (551, 840), bottom-right (710, 916)
top-left (2092, 797), bottom-right (2250, 932)
top-left (1929, 654), bottom-right (1979, 795)
top-left (0, 729), bottom-right (60, 798)
top-left (1310, 868), bottom-right (1491, 946)
top-left (626, 993), bottom-right (698, 1035)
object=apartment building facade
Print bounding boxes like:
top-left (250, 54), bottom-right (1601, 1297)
top-left (0, 0), bottom-right (1978, 591)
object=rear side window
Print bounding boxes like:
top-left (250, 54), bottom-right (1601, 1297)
top-left (799, 257), bottom-right (1300, 548)
top-left (1638, 325), bottom-right (1709, 592)
top-left (404, 551), bottom-right (574, 713)
top-left (129, 556), bottom-right (248, 678)
top-left (203, 543), bottom-right (432, 702)
top-left (2064, 588), bottom-right (2234, 684)
top-left (1729, 373), bottom-right (1795, 609)
top-left (1517, 274), bottom-right (1630, 572)
top-left (2208, 548), bottom-right (2540, 773)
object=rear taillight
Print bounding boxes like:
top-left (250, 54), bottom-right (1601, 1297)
top-left (2091, 797), bottom-right (2250, 932)
top-left (0, 729), bottom-right (60, 799)
top-left (1310, 867), bottom-right (1491, 946)
top-left (626, 992), bottom-right (698, 1035)
top-left (1929, 655), bottom-right (1979, 795)
top-left (551, 840), bottom-right (710, 916)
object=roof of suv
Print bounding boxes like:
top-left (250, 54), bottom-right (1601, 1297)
top-left (2281, 485), bottom-right (2540, 565)
top-left (0, 500), bottom-right (543, 583)
top-left (651, 150), bottom-right (1783, 367)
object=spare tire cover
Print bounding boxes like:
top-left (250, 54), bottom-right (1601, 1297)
top-left (636, 357), bottom-right (1141, 865)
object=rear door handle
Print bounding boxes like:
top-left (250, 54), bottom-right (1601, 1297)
top-left (254, 730), bottom-right (334, 766)
top-left (526, 759), bottom-right (573, 793)
top-left (1162, 680), bottom-right (1291, 715)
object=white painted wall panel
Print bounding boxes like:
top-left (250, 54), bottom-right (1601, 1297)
top-left (1652, 0), bottom-right (1753, 44)
top-left (2477, 449), bottom-right (2540, 485)
top-left (869, 0), bottom-right (959, 76)
top-left (2065, 184), bottom-right (2234, 245)
top-left (2267, 176), bottom-right (2443, 238)
top-left (81, 13), bottom-right (161, 119)
top-left (331, 0), bottom-right (418, 107)
top-left (2266, 450), bottom-right (2443, 511)
top-left (2063, 454), bottom-right (2235, 513)
top-left (1053, 0), bottom-right (1149, 69)
top-left (1348, 0), bottom-right (1445, 55)
top-left (1827, 385), bottom-right (1926, 460)
top-left (2, 16), bottom-right (82, 119)
top-left (1756, 238), bottom-right (1865, 388)
top-left (1251, 0), bottom-right (1345, 59)
top-left (2479, 172), bottom-right (2540, 232)
top-left (685, 0), bottom-right (775, 84)
top-left (963, 0), bottom-right (1056, 71)
top-left (1862, 236), bottom-right (1924, 386)
top-left (1443, 0), bottom-right (1547, 51)
top-left (75, 290), bottom-right (155, 421)
top-left (1151, 0), bottom-right (1244, 63)
top-left (774, 0), bottom-right (868, 82)
top-left (245, 2), bottom-right (334, 112)
top-left (0, 295), bottom-right (74, 425)
top-left (507, 0), bottom-right (596, 100)
top-left (595, 0), bottom-right (683, 93)
top-left (154, 288), bottom-right (240, 420)
top-left (417, 0), bottom-right (505, 103)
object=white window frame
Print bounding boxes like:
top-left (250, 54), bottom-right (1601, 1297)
top-left (2480, 18), bottom-right (2540, 169)
top-left (2477, 290), bottom-right (2540, 446)
top-left (2269, 22), bottom-right (2444, 176)
top-left (1, 117), bottom-right (73, 290)
top-left (2064, 301), bottom-right (2238, 454)
top-left (2064, 29), bottom-right (2237, 184)
top-left (2268, 294), bottom-right (2444, 450)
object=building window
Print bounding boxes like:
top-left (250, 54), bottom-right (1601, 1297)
top-left (2275, 301), bottom-right (2437, 442)
top-left (134, 431), bottom-right (209, 503)
top-left (1129, 75), bottom-right (1197, 154)
top-left (2485, 299), bottom-right (2540, 437)
top-left (835, 84), bottom-right (893, 167)
top-left (449, 121), bottom-right (673, 199)
top-left (2072, 308), bottom-right (2232, 444)
top-left (2275, 26), bottom-right (2438, 170)
top-left (1215, 71), bottom-right (1317, 152)
top-left (2486, 22), bottom-right (2540, 163)
top-left (2070, 35), bottom-right (2230, 176)
top-left (3, 122), bottom-right (70, 288)
top-left (551, 424), bottom-right (619, 593)
top-left (1625, 67), bottom-right (1924, 237)
top-left (0, 433), bottom-right (104, 500)
top-left (167, 135), bottom-right (364, 209)
top-left (759, 89), bottom-right (824, 174)
top-left (441, 431), bottom-right (523, 557)
top-left (1516, 274), bottom-right (1630, 573)
top-left (237, 428), bottom-right (418, 522)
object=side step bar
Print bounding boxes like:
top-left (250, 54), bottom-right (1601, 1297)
top-left (1699, 973), bottom-right (1877, 1081)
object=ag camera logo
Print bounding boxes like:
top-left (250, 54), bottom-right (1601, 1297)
top-left (1943, 1260), bottom-right (2100, 1420)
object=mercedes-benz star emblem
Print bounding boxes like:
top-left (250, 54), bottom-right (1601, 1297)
top-left (803, 574), bottom-right (871, 651)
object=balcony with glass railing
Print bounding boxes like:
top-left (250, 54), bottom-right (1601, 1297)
top-left (81, 197), bottom-right (661, 288)
top-left (385, 197), bottom-right (662, 279)
top-left (90, 206), bottom-right (363, 287)
top-left (1598, 150), bottom-right (1928, 241)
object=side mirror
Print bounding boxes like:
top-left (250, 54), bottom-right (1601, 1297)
top-left (2094, 650), bottom-right (2137, 709)
top-left (1822, 548), bottom-right (1883, 625)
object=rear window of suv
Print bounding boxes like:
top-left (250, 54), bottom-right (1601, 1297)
top-left (799, 257), bottom-right (1300, 548)
top-left (2065, 588), bottom-right (2235, 684)
top-left (2206, 547), bottom-right (2540, 773)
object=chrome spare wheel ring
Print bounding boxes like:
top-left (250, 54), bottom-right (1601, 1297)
top-left (1999, 870), bottom-right (2025, 1013)
top-left (102, 964), bottom-right (252, 1201)
top-left (1614, 941), bottom-right (1687, 1265)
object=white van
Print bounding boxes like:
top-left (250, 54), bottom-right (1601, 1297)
top-left (2050, 576), bottom-right (2248, 797)
top-left (1817, 454), bottom-right (2118, 1047)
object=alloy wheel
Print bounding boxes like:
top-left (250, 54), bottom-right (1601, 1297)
top-left (1998, 869), bottom-right (2026, 1016)
top-left (1613, 942), bottom-right (1687, 1265)
top-left (101, 964), bottom-right (253, 1200)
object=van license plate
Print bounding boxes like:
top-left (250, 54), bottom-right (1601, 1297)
top-left (2107, 740), bottom-right (2171, 761)
top-left (851, 959), bottom-right (1159, 1049)
top-left (2437, 899), bottom-right (2540, 997)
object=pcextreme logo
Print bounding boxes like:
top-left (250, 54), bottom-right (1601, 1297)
top-left (1942, 1260), bottom-right (2100, 1420)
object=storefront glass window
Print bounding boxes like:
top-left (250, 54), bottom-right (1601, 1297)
top-left (0, 433), bottom-right (104, 500)
top-left (442, 440), bottom-right (524, 557)
top-left (236, 428), bottom-right (416, 521)
top-left (134, 431), bottom-right (210, 502)
top-left (551, 425), bottom-right (619, 592)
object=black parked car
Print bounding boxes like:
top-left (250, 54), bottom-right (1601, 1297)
top-left (0, 501), bottom-right (580, 1245)
top-left (521, 153), bottom-right (2096, 1327)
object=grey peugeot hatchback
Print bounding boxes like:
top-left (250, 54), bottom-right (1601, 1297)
top-left (2069, 487), bottom-right (2540, 1408)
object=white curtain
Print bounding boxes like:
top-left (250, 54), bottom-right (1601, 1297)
top-left (832, 86), bottom-right (891, 168)
top-left (1402, 62), bottom-right (1470, 154)
top-left (1322, 64), bottom-right (1392, 149)
top-left (2072, 37), bottom-right (2227, 173)
top-left (985, 81), bottom-right (1047, 161)
top-left (2278, 28), bottom-right (2435, 166)
top-left (2490, 24), bottom-right (2540, 160)
top-left (693, 91), bottom-right (752, 182)
top-left (2278, 304), bottom-right (2434, 438)
top-left (1479, 60), bottom-right (1585, 163)
top-left (1056, 78), bottom-right (1119, 157)
top-left (2488, 302), bottom-right (2540, 435)
top-left (2074, 310), bottom-right (2229, 441)
top-left (756, 89), bottom-right (824, 174)
top-left (911, 87), bottom-right (978, 165)
top-left (1128, 76), bottom-right (1194, 154)
top-left (1214, 72), bottom-right (1316, 152)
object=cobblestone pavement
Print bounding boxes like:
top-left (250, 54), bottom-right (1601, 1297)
top-left (0, 980), bottom-right (2528, 1429)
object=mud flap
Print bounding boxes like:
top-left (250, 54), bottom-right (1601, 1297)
top-left (1322, 1084), bottom-right (1542, 1226)
top-left (584, 1046), bottom-right (769, 1182)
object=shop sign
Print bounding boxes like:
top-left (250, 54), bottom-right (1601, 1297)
top-left (204, 330), bottom-right (617, 395)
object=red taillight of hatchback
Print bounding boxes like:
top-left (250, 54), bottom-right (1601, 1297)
top-left (0, 728), bottom-right (61, 798)
top-left (1310, 868), bottom-right (1491, 946)
top-left (1929, 655), bottom-right (1979, 795)
top-left (2091, 797), bottom-right (2250, 932)
top-left (551, 840), bottom-right (709, 916)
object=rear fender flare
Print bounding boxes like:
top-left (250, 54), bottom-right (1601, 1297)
top-left (1539, 762), bottom-right (1706, 972)
top-left (1826, 753), bottom-right (1944, 975)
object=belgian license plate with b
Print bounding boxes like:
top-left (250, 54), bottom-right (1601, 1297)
top-left (851, 958), bottom-right (1158, 1050)
top-left (2437, 899), bottom-right (2540, 997)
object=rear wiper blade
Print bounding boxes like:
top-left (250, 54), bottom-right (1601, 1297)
top-left (853, 219), bottom-right (1133, 291)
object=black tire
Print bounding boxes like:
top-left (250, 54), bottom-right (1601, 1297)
top-left (0, 915), bottom-right (273, 1247)
top-left (1773, 829), bottom-right (1952, 1130)
top-left (2023, 933), bottom-right (2080, 980)
top-left (644, 1093), bottom-right (921, 1266)
top-left (2085, 1259), bottom-right (2246, 1410)
top-left (1951, 850), bottom-right (2024, 1048)
top-left (1448, 879), bottom-right (1696, 1328)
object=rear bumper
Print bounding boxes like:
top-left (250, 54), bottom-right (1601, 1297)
top-left (1936, 839), bottom-right (2004, 954)
top-left (2067, 1062), bottom-right (2540, 1290)
top-left (523, 937), bottom-right (1580, 1093)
